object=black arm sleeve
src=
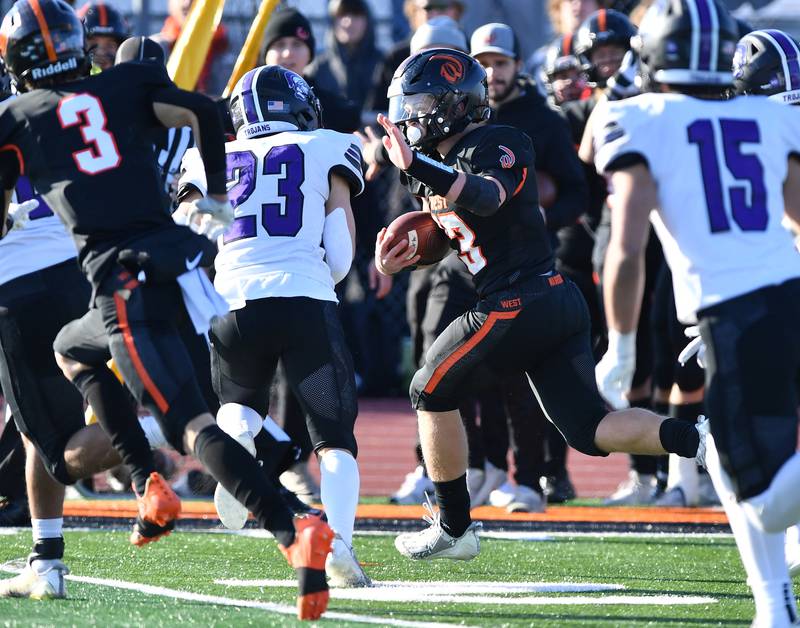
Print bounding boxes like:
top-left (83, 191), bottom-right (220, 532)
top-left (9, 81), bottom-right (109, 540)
top-left (455, 173), bottom-right (502, 216)
top-left (150, 86), bottom-right (227, 196)
top-left (537, 115), bottom-right (588, 231)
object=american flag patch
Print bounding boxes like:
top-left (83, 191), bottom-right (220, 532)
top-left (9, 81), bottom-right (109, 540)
top-left (267, 100), bottom-right (287, 112)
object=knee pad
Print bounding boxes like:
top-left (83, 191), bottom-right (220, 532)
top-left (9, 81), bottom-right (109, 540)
top-left (216, 402), bottom-right (264, 437)
top-left (557, 409), bottom-right (608, 458)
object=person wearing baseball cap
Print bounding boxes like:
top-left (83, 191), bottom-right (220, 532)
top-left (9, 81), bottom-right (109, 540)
top-left (409, 15), bottom-right (468, 53)
top-left (470, 23), bottom-right (589, 510)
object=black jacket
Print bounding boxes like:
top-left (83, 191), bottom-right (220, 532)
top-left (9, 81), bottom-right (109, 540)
top-left (492, 77), bottom-right (587, 233)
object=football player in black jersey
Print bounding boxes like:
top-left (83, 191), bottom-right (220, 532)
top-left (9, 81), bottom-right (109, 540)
top-left (374, 48), bottom-right (706, 560)
top-left (0, 0), bottom-right (332, 618)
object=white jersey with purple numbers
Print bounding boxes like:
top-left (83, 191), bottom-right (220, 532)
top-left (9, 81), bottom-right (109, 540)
top-left (0, 175), bottom-right (77, 287)
top-left (593, 93), bottom-right (800, 323)
top-left (182, 129), bottom-right (363, 310)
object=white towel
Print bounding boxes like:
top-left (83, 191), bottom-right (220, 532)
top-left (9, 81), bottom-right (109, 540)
top-left (176, 268), bottom-right (230, 337)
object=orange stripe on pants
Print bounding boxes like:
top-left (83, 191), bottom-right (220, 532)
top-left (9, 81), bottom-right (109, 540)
top-left (113, 292), bottom-right (170, 414)
top-left (423, 309), bottom-right (520, 395)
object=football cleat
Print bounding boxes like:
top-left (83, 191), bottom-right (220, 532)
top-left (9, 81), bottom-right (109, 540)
top-left (278, 513), bottom-right (334, 620)
top-left (280, 461), bottom-right (320, 506)
top-left (468, 461), bottom-right (507, 509)
top-left (540, 472), bottom-right (577, 504)
top-left (214, 431), bottom-right (256, 530)
top-left (603, 471), bottom-right (656, 506)
top-left (390, 465), bottom-right (434, 505)
top-left (0, 558), bottom-right (68, 599)
top-left (130, 472), bottom-right (181, 546)
top-left (695, 416), bottom-right (710, 469)
top-left (326, 534), bottom-right (372, 588)
top-left (395, 496), bottom-right (481, 561)
top-left (654, 486), bottom-right (687, 507)
top-left (506, 484), bottom-right (546, 514)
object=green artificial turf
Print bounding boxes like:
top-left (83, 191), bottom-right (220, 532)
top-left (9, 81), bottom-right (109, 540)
top-left (0, 528), bottom-right (792, 626)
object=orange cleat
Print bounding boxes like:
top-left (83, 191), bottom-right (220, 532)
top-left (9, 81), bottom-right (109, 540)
top-left (129, 472), bottom-right (181, 547)
top-left (279, 513), bottom-right (334, 620)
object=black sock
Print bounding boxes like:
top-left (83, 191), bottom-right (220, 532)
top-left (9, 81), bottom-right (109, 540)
top-left (193, 425), bottom-right (295, 547)
top-left (659, 418), bottom-right (701, 458)
top-left (433, 474), bottom-right (471, 538)
top-left (72, 366), bottom-right (154, 495)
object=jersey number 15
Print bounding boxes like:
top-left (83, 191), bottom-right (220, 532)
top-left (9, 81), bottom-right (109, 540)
top-left (687, 118), bottom-right (768, 233)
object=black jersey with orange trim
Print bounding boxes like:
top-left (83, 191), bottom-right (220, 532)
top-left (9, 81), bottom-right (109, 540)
top-left (403, 124), bottom-right (553, 297)
top-left (0, 62), bottom-right (177, 284)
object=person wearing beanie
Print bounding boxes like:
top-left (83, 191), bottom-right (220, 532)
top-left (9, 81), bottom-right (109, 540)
top-left (409, 15), bottom-right (467, 53)
top-left (263, 8), bottom-right (360, 132)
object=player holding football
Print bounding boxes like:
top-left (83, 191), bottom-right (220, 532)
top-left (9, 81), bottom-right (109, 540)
top-left (592, 0), bottom-right (800, 623)
top-left (0, 0), bottom-right (332, 619)
top-left (374, 47), bottom-right (707, 561)
top-left (178, 65), bottom-right (370, 588)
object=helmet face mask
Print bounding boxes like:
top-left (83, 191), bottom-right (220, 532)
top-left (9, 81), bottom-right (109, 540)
top-left (387, 48), bottom-right (490, 150)
top-left (230, 65), bottom-right (322, 139)
top-left (574, 9), bottom-right (636, 87)
top-left (1, 0), bottom-right (89, 91)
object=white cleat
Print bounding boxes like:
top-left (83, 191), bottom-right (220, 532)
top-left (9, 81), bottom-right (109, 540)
top-left (280, 461), bottom-right (320, 506)
top-left (695, 416), bottom-right (710, 469)
top-left (488, 481), bottom-right (516, 508)
top-left (654, 486), bottom-right (688, 507)
top-left (603, 471), bottom-right (656, 506)
top-left (389, 465), bottom-right (434, 505)
top-left (326, 535), bottom-right (372, 588)
top-left (0, 558), bottom-right (68, 599)
top-left (468, 461), bottom-right (507, 508)
top-left (214, 431), bottom-right (255, 530)
top-left (395, 496), bottom-right (481, 561)
top-left (506, 484), bottom-right (546, 513)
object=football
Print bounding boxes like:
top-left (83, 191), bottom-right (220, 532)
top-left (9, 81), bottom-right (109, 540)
top-left (385, 211), bottom-right (451, 266)
top-left (536, 171), bottom-right (558, 209)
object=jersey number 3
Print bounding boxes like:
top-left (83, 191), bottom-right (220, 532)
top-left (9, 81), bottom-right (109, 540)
top-left (687, 119), bottom-right (767, 233)
top-left (57, 94), bottom-right (121, 175)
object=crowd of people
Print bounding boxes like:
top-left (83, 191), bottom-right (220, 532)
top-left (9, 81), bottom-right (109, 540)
top-left (0, 0), bottom-right (798, 622)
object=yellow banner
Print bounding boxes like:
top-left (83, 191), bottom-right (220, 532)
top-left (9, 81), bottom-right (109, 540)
top-left (166, 0), bottom-right (226, 90)
top-left (222, 0), bottom-right (281, 98)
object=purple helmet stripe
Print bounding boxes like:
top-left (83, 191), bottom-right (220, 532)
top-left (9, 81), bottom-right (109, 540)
top-left (241, 69), bottom-right (259, 125)
top-left (694, 0), bottom-right (713, 71)
top-left (766, 29), bottom-right (800, 90)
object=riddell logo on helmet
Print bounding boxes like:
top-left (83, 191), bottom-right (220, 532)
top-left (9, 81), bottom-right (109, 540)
top-left (431, 53), bottom-right (464, 84)
top-left (30, 57), bottom-right (77, 80)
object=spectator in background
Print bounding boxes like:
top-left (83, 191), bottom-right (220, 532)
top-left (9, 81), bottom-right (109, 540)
top-left (409, 14), bottom-right (467, 53)
top-left (309, 0), bottom-right (380, 112)
top-left (264, 7), bottom-right (361, 133)
top-left (155, 0), bottom-right (229, 94)
top-left (365, 0), bottom-right (465, 112)
top-left (461, 0), bottom-right (550, 62)
top-left (77, 2), bottom-right (130, 71)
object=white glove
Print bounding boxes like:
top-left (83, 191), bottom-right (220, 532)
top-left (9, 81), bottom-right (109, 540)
top-left (605, 50), bottom-right (640, 101)
top-left (187, 196), bottom-right (233, 242)
top-left (678, 325), bottom-right (706, 368)
top-left (595, 330), bottom-right (636, 409)
top-left (7, 199), bottom-right (40, 232)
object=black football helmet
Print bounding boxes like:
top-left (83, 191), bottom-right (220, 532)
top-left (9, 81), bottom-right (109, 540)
top-left (635, 0), bottom-right (738, 90)
top-left (0, 0), bottom-right (89, 91)
top-left (229, 65), bottom-right (322, 139)
top-left (544, 33), bottom-right (582, 80)
top-left (387, 48), bottom-right (490, 149)
top-left (574, 9), bottom-right (636, 85)
top-left (731, 29), bottom-right (800, 104)
top-left (77, 2), bottom-right (129, 43)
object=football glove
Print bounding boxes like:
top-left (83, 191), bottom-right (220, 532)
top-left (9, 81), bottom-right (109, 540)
top-left (187, 196), bottom-right (233, 241)
top-left (595, 330), bottom-right (636, 410)
top-left (605, 50), bottom-right (640, 101)
top-left (678, 325), bottom-right (706, 369)
top-left (6, 199), bottom-right (40, 233)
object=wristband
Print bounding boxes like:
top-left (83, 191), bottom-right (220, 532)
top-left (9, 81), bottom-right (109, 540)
top-left (403, 151), bottom-right (458, 197)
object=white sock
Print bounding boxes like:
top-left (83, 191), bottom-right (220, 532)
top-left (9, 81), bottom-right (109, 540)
top-left (666, 454), bottom-right (699, 505)
top-left (216, 403), bottom-right (263, 437)
top-left (742, 453), bottom-right (800, 533)
top-left (262, 414), bottom-right (291, 442)
top-left (319, 449), bottom-right (359, 546)
top-left (31, 518), bottom-right (63, 541)
top-left (705, 435), bottom-right (797, 625)
top-left (138, 415), bottom-right (168, 450)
